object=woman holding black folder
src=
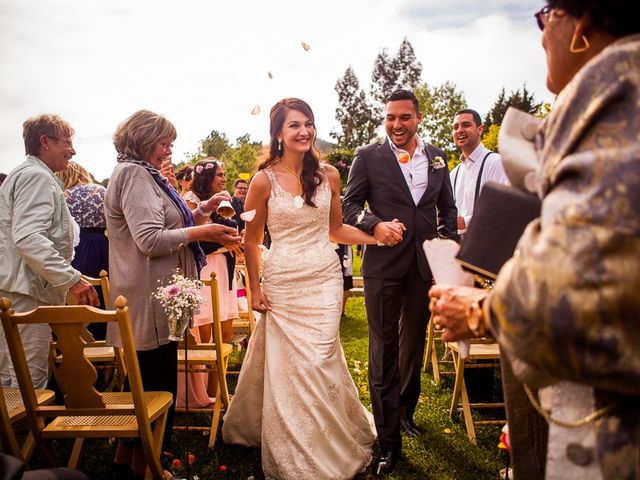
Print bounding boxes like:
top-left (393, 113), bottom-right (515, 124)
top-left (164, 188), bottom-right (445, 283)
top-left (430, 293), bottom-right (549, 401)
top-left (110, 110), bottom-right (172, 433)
top-left (429, 2), bottom-right (640, 479)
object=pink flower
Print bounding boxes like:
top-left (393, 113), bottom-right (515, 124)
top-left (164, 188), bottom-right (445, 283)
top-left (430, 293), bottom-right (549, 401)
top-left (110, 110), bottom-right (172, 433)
top-left (163, 285), bottom-right (180, 297)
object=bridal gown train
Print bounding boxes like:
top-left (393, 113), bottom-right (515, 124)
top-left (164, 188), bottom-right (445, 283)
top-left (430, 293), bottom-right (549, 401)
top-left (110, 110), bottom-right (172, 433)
top-left (222, 167), bottom-right (376, 479)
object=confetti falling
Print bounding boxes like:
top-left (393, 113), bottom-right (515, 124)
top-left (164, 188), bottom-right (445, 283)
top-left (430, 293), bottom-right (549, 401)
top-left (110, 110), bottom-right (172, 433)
top-left (268, 71), bottom-right (273, 79)
top-left (301, 41), bottom-right (310, 51)
top-left (240, 209), bottom-right (256, 222)
top-left (251, 104), bottom-right (261, 115)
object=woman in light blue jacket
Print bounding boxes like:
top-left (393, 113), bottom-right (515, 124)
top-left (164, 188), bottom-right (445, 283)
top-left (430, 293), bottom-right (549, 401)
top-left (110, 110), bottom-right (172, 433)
top-left (0, 114), bottom-right (99, 389)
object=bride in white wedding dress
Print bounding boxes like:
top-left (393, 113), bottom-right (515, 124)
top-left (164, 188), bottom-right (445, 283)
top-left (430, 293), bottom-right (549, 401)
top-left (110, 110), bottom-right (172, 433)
top-left (222, 98), bottom-right (385, 479)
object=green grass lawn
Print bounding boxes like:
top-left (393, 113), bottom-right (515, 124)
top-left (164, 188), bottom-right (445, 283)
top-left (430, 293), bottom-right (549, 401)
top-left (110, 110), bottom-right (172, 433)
top-left (38, 287), bottom-right (505, 479)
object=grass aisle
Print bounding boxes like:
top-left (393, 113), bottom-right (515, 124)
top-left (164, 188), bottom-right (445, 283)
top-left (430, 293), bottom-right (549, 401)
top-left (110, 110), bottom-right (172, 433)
top-left (71, 276), bottom-right (503, 479)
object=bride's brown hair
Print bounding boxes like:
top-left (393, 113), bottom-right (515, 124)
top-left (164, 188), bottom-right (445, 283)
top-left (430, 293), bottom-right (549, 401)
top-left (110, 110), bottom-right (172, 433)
top-left (257, 98), bottom-right (323, 207)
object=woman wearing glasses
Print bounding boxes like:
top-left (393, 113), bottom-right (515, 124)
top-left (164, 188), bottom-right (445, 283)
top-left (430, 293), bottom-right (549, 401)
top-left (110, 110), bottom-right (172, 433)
top-left (429, 1), bottom-right (640, 479)
top-left (105, 110), bottom-right (241, 478)
top-left (0, 114), bottom-right (99, 390)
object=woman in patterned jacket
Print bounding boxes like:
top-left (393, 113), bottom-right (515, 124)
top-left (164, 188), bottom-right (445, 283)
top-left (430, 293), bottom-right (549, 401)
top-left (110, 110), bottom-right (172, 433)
top-left (429, 1), bottom-right (640, 479)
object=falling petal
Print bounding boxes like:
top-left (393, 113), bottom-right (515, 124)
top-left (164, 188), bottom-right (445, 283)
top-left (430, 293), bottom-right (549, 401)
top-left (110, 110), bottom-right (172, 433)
top-left (240, 209), bottom-right (257, 222)
top-left (251, 104), bottom-right (260, 115)
top-left (357, 210), bottom-right (366, 223)
top-left (444, 428), bottom-right (452, 434)
top-left (301, 42), bottom-right (310, 51)
top-left (239, 172), bottom-right (251, 180)
top-left (268, 71), bottom-right (273, 79)
top-left (294, 195), bottom-right (304, 208)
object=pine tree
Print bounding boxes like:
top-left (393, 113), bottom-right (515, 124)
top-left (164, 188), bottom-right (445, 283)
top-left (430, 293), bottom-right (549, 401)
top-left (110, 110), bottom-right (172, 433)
top-left (333, 66), bottom-right (378, 149)
top-left (393, 38), bottom-right (422, 91)
top-left (484, 85), bottom-right (542, 131)
top-left (369, 38), bottom-right (423, 124)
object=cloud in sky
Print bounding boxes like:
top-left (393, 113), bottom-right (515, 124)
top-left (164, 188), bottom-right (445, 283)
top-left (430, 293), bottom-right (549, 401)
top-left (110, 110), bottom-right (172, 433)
top-left (398, 0), bottom-right (542, 28)
top-left (0, 0), bottom-right (552, 180)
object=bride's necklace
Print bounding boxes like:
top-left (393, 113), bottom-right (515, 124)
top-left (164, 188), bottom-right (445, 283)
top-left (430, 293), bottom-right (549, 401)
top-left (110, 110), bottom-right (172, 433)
top-left (279, 160), bottom-right (304, 208)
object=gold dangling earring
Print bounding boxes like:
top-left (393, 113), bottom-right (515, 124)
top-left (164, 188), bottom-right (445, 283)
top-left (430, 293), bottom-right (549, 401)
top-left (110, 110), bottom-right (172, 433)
top-left (570, 33), bottom-right (590, 53)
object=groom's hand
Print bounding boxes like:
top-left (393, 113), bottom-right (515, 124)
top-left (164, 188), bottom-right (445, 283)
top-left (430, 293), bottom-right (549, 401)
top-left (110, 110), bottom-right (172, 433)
top-left (373, 219), bottom-right (405, 247)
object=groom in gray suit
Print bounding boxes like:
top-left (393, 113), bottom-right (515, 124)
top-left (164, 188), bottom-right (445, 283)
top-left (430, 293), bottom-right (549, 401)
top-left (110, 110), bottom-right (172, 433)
top-left (343, 89), bottom-right (457, 475)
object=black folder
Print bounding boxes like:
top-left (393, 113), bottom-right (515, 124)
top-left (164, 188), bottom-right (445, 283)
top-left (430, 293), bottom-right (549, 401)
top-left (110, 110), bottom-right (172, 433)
top-left (456, 182), bottom-right (541, 279)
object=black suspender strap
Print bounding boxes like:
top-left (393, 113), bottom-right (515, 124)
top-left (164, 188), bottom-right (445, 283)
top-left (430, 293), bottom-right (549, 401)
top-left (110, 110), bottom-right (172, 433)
top-left (453, 165), bottom-right (461, 193)
top-left (474, 152), bottom-right (494, 204)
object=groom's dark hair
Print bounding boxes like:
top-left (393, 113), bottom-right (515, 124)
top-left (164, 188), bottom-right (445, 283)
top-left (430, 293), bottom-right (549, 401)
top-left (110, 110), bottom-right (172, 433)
top-left (385, 90), bottom-right (419, 113)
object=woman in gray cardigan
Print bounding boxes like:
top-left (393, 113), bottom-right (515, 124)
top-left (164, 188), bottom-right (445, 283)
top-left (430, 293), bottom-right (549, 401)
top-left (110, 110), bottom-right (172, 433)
top-left (105, 110), bottom-right (240, 478)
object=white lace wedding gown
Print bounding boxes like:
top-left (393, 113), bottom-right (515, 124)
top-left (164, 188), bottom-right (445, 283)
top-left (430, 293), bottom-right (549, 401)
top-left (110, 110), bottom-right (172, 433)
top-left (222, 167), bottom-right (376, 479)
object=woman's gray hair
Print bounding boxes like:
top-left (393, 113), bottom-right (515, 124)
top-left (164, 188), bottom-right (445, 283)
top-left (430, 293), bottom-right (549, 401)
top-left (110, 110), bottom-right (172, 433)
top-left (113, 110), bottom-right (176, 162)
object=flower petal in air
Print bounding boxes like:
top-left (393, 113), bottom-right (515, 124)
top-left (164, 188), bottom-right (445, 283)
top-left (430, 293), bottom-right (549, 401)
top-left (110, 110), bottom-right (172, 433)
top-left (240, 209), bottom-right (257, 222)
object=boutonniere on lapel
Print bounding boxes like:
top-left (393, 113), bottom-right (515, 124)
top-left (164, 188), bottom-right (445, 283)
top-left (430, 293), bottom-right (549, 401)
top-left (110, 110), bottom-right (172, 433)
top-left (397, 152), bottom-right (410, 164)
top-left (430, 155), bottom-right (446, 171)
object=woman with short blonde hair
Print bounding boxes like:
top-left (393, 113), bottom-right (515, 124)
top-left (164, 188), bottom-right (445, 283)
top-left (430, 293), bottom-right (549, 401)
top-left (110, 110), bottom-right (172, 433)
top-left (55, 161), bottom-right (93, 190)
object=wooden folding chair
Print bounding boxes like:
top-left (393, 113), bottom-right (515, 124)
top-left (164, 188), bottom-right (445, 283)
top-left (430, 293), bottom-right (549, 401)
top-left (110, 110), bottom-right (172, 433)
top-left (174, 272), bottom-right (233, 447)
top-left (0, 385), bottom-right (55, 462)
top-left (0, 296), bottom-right (172, 480)
top-left (62, 271), bottom-right (127, 390)
top-left (448, 339), bottom-right (504, 443)
top-left (232, 263), bottom-right (255, 337)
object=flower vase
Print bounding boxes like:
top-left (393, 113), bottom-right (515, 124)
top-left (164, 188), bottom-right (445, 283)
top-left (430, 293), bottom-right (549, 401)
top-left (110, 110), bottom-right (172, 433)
top-left (168, 310), bottom-right (191, 341)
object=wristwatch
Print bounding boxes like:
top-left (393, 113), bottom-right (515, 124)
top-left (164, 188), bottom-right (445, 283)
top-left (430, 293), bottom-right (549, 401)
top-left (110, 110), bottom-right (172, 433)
top-left (467, 298), bottom-right (487, 337)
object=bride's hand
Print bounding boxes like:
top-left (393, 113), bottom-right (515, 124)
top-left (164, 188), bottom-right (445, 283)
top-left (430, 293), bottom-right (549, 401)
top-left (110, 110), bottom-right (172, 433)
top-left (252, 289), bottom-right (272, 313)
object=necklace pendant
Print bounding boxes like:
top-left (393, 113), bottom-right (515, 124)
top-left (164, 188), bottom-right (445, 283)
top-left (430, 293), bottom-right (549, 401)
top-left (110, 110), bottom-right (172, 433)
top-left (293, 195), bottom-right (304, 208)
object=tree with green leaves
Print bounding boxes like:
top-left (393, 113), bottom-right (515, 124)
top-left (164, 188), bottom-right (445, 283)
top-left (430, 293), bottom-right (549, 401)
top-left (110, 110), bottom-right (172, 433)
top-left (333, 66), bottom-right (378, 150)
top-left (220, 134), bottom-right (262, 191)
top-left (186, 130), bottom-right (231, 163)
top-left (415, 81), bottom-right (467, 161)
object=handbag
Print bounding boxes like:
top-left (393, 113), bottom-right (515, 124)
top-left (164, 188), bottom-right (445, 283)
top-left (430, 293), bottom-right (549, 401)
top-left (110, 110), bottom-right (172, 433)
top-left (456, 182), bottom-right (541, 279)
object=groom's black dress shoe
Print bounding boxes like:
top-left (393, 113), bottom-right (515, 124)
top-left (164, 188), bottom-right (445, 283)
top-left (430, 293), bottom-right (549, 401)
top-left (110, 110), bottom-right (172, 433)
top-left (400, 419), bottom-right (423, 437)
top-left (375, 449), bottom-right (401, 476)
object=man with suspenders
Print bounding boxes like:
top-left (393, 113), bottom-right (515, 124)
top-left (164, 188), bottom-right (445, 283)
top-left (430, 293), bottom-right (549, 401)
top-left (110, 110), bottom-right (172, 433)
top-left (450, 109), bottom-right (508, 237)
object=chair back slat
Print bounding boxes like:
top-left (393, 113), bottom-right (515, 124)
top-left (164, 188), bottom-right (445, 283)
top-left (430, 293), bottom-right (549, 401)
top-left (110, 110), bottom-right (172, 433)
top-left (50, 323), bottom-right (104, 408)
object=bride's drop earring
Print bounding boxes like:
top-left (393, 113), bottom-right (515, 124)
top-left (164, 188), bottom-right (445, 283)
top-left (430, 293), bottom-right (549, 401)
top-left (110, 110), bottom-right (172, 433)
top-left (278, 138), bottom-right (283, 157)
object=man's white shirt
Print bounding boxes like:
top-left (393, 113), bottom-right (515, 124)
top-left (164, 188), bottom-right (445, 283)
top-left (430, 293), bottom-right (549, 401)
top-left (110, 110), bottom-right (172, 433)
top-left (451, 142), bottom-right (508, 232)
top-left (387, 135), bottom-right (429, 205)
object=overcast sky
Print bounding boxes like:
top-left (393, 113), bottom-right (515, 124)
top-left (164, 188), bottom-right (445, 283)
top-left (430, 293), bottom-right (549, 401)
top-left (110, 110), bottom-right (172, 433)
top-left (0, 0), bottom-right (550, 180)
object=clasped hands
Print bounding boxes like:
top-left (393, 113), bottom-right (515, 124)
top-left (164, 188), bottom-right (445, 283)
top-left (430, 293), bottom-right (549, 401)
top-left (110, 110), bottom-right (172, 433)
top-left (373, 219), bottom-right (406, 247)
top-left (428, 285), bottom-right (489, 341)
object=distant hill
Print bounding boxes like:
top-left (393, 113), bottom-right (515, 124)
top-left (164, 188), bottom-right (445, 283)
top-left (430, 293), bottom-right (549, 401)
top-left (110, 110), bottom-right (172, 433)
top-left (316, 138), bottom-right (336, 157)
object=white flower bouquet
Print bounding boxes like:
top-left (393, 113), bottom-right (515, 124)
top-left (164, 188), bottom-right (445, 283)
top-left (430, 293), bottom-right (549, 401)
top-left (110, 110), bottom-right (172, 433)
top-left (154, 271), bottom-right (205, 341)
